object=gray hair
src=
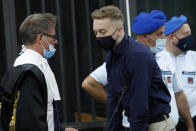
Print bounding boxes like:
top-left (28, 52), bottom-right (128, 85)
top-left (19, 13), bottom-right (56, 45)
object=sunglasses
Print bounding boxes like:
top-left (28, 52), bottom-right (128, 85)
top-left (42, 33), bottom-right (57, 41)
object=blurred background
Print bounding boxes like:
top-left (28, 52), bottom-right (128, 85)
top-left (0, 0), bottom-right (196, 130)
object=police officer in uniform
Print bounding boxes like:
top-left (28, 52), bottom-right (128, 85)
top-left (164, 15), bottom-right (196, 131)
top-left (132, 11), bottom-right (194, 130)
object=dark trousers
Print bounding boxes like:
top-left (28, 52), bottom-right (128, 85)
top-left (176, 116), bottom-right (196, 131)
top-left (122, 127), bottom-right (130, 131)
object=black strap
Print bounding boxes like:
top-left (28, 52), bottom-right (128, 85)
top-left (53, 101), bottom-right (60, 131)
top-left (105, 87), bottom-right (128, 131)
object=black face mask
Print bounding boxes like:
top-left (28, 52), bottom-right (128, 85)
top-left (96, 28), bottom-right (118, 51)
top-left (176, 35), bottom-right (194, 52)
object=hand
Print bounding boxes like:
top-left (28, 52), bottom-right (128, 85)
top-left (65, 127), bottom-right (78, 131)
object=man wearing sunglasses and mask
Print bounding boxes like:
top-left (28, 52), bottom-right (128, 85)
top-left (0, 13), bottom-right (77, 131)
top-left (163, 15), bottom-right (196, 131)
top-left (91, 5), bottom-right (172, 131)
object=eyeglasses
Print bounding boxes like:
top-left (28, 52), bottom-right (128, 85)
top-left (42, 33), bottom-right (57, 41)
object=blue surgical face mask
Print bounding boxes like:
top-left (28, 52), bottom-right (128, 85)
top-left (96, 28), bottom-right (118, 51)
top-left (147, 35), bottom-right (166, 54)
top-left (41, 36), bottom-right (56, 59)
top-left (149, 38), bottom-right (167, 54)
top-left (176, 35), bottom-right (194, 52)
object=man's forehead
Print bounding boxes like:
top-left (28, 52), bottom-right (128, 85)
top-left (176, 24), bottom-right (190, 34)
top-left (93, 18), bottom-right (114, 30)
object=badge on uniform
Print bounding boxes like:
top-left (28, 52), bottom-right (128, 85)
top-left (167, 77), bottom-right (171, 83)
top-left (182, 71), bottom-right (196, 75)
top-left (162, 71), bottom-right (172, 75)
top-left (188, 77), bottom-right (193, 84)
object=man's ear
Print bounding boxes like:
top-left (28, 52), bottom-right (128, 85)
top-left (117, 26), bottom-right (123, 32)
top-left (36, 33), bottom-right (43, 44)
top-left (168, 34), bottom-right (178, 46)
top-left (38, 33), bottom-right (43, 40)
top-left (144, 34), bottom-right (148, 38)
top-left (144, 34), bottom-right (149, 39)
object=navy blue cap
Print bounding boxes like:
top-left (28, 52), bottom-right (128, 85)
top-left (132, 10), bottom-right (166, 34)
top-left (164, 15), bottom-right (187, 36)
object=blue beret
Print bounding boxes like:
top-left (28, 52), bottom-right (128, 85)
top-left (164, 15), bottom-right (187, 36)
top-left (132, 10), bottom-right (166, 34)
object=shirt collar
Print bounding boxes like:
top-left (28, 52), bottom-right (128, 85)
top-left (177, 52), bottom-right (186, 57)
top-left (111, 35), bottom-right (128, 55)
top-left (163, 49), bottom-right (187, 58)
top-left (25, 49), bottom-right (44, 58)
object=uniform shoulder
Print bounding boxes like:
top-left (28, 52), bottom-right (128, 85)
top-left (155, 49), bottom-right (168, 58)
top-left (187, 50), bottom-right (196, 56)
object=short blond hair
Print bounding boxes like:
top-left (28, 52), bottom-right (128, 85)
top-left (91, 5), bottom-right (124, 23)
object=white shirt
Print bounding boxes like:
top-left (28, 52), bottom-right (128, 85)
top-left (170, 50), bottom-right (196, 118)
top-left (156, 49), bottom-right (182, 125)
top-left (90, 62), bottom-right (130, 127)
top-left (14, 48), bottom-right (61, 131)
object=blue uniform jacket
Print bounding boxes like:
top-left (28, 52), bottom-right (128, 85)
top-left (106, 35), bottom-right (171, 131)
